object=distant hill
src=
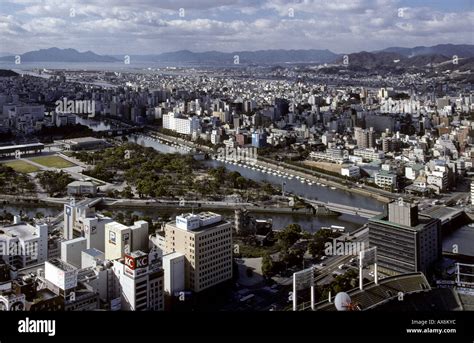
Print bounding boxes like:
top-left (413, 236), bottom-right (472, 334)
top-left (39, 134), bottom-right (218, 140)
top-left (0, 69), bottom-right (19, 77)
top-left (333, 51), bottom-right (461, 72)
top-left (119, 49), bottom-right (340, 64)
top-left (1, 44), bottom-right (472, 66)
top-left (379, 44), bottom-right (474, 58)
top-left (0, 48), bottom-right (118, 62)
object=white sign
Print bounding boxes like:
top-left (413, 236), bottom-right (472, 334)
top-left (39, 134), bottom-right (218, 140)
top-left (293, 267), bottom-right (314, 291)
top-left (360, 247), bottom-right (377, 268)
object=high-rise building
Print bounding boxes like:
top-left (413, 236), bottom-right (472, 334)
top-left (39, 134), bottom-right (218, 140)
top-left (104, 221), bottom-right (148, 261)
top-left (112, 250), bottom-right (164, 311)
top-left (163, 212), bottom-right (232, 292)
top-left (354, 127), bottom-right (375, 149)
top-left (368, 200), bottom-right (441, 275)
top-left (162, 112), bottom-right (200, 135)
top-left (60, 237), bottom-right (87, 268)
top-left (162, 252), bottom-right (185, 297)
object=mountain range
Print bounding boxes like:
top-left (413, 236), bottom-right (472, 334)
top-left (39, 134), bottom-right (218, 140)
top-left (1, 44), bottom-right (473, 67)
top-left (0, 47), bottom-right (117, 62)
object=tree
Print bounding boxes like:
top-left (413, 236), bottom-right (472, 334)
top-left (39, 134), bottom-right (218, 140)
top-left (262, 253), bottom-right (274, 277)
top-left (277, 224), bottom-right (302, 251)
top-left (121, 185), bottom-right (134, 199)
top-left (37, 171), bottom-right (73, 196)
top-left (308, 241), bottom-right (319, 258)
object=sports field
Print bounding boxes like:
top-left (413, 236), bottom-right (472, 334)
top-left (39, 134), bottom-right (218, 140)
top-left (3, 160), bottom-right (40, 173)
top-left (28, 155), bottom-right (76, 168)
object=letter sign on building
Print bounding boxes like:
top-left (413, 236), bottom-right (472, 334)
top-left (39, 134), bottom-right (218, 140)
top-left (124, 255), bottom-right (148, 270)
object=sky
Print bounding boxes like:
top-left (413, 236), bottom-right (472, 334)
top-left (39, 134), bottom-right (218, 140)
top-left (0, 0), bottom-right (473, 55)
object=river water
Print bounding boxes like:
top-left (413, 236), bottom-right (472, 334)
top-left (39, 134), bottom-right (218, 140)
top-left (0, 114), bottom-right (384, 233)
top-left (124, 132), bottom-right (384, 212)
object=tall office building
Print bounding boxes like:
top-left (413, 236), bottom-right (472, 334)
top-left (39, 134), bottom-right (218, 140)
top-left (368, 200), bottom-right (441, 275)
top-left (163, 212), bottom-right (232, 292)
top-left (112, 250), bottom-right (164, 311)
top-left (105, 221), bottom-right (148, 261)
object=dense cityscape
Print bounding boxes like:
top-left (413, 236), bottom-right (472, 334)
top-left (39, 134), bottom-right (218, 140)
top-left (0, 0), bottom-right (473, 339)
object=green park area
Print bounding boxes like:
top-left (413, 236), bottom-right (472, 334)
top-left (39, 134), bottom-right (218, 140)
top-left (2, 160), bottom-right (40, 173)
top-left (28, 155), bottom-right (75, 168)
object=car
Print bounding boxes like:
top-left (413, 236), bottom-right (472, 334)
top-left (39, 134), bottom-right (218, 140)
top-left (338, 264), bottom-right (346, 270)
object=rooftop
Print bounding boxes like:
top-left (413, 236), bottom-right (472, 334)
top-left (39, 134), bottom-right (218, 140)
top-left (0, 223), bottom-right (38, 240)
top-left (369, 213), bottom-right (437, 232)
top-left (68, 136), bottom-right (103, 144)
top-left (47, 258), bottom-right (77, 272)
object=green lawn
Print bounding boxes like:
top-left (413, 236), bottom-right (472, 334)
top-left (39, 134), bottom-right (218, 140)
top-left (3, 160), bottom-right (40, 173)
top-left (28, 155), bottom-right (75, 168)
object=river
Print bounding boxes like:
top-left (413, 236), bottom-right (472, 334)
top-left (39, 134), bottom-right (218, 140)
top-left (25, 115), bottom-right (382, 233)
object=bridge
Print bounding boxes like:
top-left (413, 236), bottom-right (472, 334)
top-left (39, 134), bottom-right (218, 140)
top-left (304, 198), bottom-right (382, 218)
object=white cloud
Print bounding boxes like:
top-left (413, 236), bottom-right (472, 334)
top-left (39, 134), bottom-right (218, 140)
top-left (1, 0), bottom-right (472, 54)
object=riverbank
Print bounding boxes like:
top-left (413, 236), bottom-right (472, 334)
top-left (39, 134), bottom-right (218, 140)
top-left (141, 130), bottom-right (393, 204)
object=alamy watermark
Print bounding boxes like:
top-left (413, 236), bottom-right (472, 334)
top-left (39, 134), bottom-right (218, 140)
top-left (380, 98), bottom-right (421, 114)
top-left (324, 239), bottom-right (365, 256)
top-left (216, 146), bottom-right (258, 163)
top-left (55, 97), bottom-right (95, 117)
top-left (0, 241), bottom-right (39, 260)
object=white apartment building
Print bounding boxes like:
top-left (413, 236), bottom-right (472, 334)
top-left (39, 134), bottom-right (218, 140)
top-left (309, 150), bottom-right (346, 164)
top-left (162, 112), bottom-right (200, 135)
top-left (353, 148), bottom-right (385, 161)
top-left (427, 170), bottom-right (448, 193)
top-left (163, 212), bottom-right (232, 293)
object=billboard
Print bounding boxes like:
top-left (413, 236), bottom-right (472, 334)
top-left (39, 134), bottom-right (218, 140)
top-left (109, 231), bottom-right (116, 245)
top-left (293, 267), bottom-right (314, 291)
top-left (124, 254), bottom-right (148, 270)
top-left (359, 247), bottom-right (377, 268)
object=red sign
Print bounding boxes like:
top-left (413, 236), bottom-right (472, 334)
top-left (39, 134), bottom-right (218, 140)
top-left (124, 255), bottom-right (148, 270)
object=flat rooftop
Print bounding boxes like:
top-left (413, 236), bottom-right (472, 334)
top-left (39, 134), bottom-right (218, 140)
top-left (82, 248), bottom-right (104, 258)
top-left (0, 223), bottom-right (37, 240)
top-left (369, 213), bottom-right (437, 232)
top-left (68, 137), bottom-right (103, 144)
top-left (0, 143), bottom-right (44, 153)
top-left (47, 258), bottom-right (77, 272)
top-left (422, 206), bottom-right (463, 222)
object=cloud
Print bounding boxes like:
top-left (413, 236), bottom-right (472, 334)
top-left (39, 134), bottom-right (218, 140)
top-left (0, 0), bottom-right (472, 54)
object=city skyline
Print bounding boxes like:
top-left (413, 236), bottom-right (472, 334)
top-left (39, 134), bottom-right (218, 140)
top-left (1, 0), bottom-right (473, 55)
